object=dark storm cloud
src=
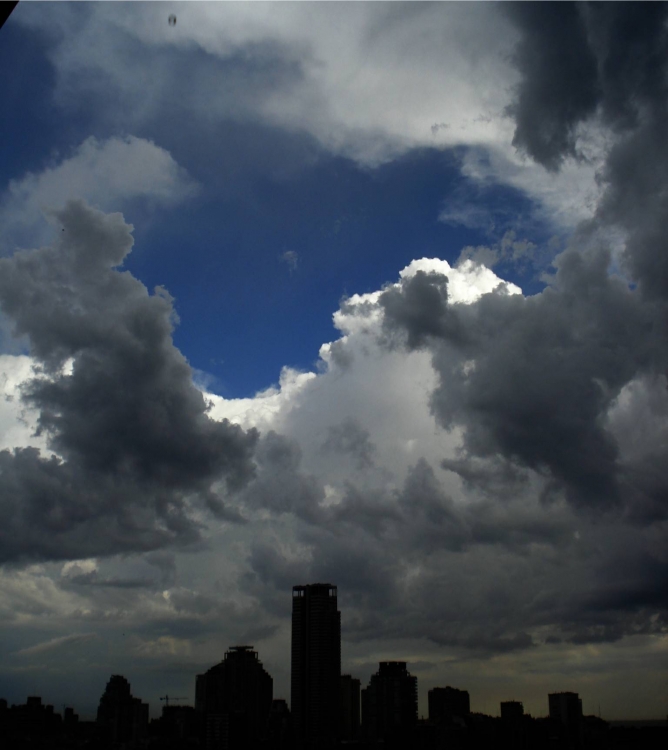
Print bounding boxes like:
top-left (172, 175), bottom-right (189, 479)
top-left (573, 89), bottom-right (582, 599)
top-left (507, 2), bottom-right (668, 299)
top-left (242, 454), bottom-right (594, 653)
top-left (505, 2), bottom-right (668, 169)
top-left (0, 200), bottom-right (257, 563)
top-left (336, 2), bottom-right (668, 650)
top-left (504, 2), bottom-right (599, 171)
top-left (378, 249), bottom-right (664, 514)
top-left (380, 271), bottom-right (463, 350)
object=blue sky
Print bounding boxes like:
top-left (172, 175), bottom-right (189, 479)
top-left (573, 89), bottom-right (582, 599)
top-left (0, 2), bottom-right (666, 722)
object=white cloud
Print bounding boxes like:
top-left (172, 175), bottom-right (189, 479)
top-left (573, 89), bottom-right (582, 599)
top-left (206, 367), bottom-right (316, 432)
top-left (0, 135), bottom-right (198, 252)
top-left (208, 257), bottom-right (520, 498)
top-left (0, 355), bottom-right (44, 453)
top-left (15, 2), bottom-right (602, 233)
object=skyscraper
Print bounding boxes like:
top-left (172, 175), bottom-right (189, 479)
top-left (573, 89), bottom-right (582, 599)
top-left (361, 662), bottom-right (417, 744)
top-left (291, 583), bottom-right (341, 748)
top-left (340, 674), bottom-right (361, 741)
top-left (548, 692), bottom-right (583, 749)
top-left (196, 645), bottom-right (273, 750)
top-left (96, 675), bottom-right (149, 746)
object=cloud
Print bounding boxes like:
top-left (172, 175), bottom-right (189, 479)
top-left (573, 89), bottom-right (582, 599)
top-left (376, 248), bottom-right (664, 514)
top-left (15, 633), bottom-right (97, 657)
top-left (0, 135), bottom-right (199, 252)
top-left (197, 244), bottom-right (666, 662)
top-left (505, 3), bottom-right (668, 298)
top-left (280, 249), bottom-right (298, 273)
top-left (455, 231), bottom-right (537, 272)
top-left (322, 417), bottom-right (376, 470)
top-left (504, 3), bottom-right (599, 171)
top-left (0, 246), bottom-right (665, 712)
top-left (1, 2), bottom-right (667, 717)
top-left (0, 200), bottom-right (257, 564)
top-left (13, 2), bottom-right (602, 235)
top-left (18, 3), bottom-right (515, 161)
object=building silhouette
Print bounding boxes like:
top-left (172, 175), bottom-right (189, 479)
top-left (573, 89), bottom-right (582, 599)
top-left (266, 698), bottom-right (292, 750)
top-left (500, 700), bottom-right (524, 722)
top-left (549, 692), bottom-right (583, 749)
top-left (96, 675), bottom-right (148, 748)
top-left (339, 674), bottom-right (361, 741)
top-left (361, 661), bottom-right (417, 744)
top-left (500, 700), bottom-right (527, 750)
top-left (196, 645), bottom-right (273, 750)
top-left (291, 583), bottom-right (341, 748)
top-left (428, 685), bottom-right (470, 723)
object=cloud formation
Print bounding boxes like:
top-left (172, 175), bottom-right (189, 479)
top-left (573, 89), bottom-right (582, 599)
top-left (506, 2), bottom-right (668, 299)
top-left (13, 2), bottom-right (602, 234)
top-left (193, 231), bottom-right (665, 674)
top-left (15, 633), bottom-right (97, 657)
top-left (1, 1), bottom-right (667, 721)
top-left (0, 135), bottom-right (198, 252)
top-left (0, 200), bottom-right (257, 563)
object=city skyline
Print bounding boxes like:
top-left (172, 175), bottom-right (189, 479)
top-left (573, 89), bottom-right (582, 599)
top-left (0, 2), bottom-right (667, 725)
top-left (0, 581), bottom-right (659, 725)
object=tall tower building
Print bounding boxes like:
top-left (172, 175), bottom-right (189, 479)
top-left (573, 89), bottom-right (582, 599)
top-left (548, 692), bottom-right (583, 749)
top-left (340, 674), bottom-right (361, 741)
top-left (361, 662), bottom-right (417, 743)
top-left (96, 675), bottom-right (149, 746)
top-left (195, 645), bottom-right (273, 750)
top-left (291, 583), bottom-right (341, 748)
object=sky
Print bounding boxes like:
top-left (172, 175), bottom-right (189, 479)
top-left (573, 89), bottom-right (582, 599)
top-left (0, 1), bottom-right (666, 723)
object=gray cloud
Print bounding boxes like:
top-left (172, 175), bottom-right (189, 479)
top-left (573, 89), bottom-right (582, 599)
top-left (506, 3), bottom-right (668, 300)
top-left (504, 2), bottom-right (599, 171)
top-left (0, 200), bottom-right (258, 564)
top-left (322, 417), bottom-right (376, 470)
top-left (15, 633), bottom-right (97, 657)
top-left (241, 431), bottom-right (324, 523)
top-left (380, 270), bottom-right (463, 350)
top-left (312, 3), bottom-right (668, 655)
top-left (456, 231), bottom-right (538, 272)
top-left (377, 247), bottom-right (664, 515)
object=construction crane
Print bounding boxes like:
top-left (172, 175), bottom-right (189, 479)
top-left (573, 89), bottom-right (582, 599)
top-left (159, 695), bottom-right (188, 708)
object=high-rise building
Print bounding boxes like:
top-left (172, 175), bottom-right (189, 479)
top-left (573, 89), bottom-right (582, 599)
top-left (267, 699), bottom-right (292, 750)
top-left (340, 674), bottom-right (361, 741)
top-left (428, 686), bottom-right (470, 723)
top-left (196, 645), bottom-right (273, 750)
top-left (548, 692), bottom-right (583, 749)
top-left (291, 583), bottom-right (341, 748)
top-left (361, 662), bottom-right (417, 743)
top-left (96, 675), bottom-right (148, 746)
top-left (500, 700), bottom-right (524, 722)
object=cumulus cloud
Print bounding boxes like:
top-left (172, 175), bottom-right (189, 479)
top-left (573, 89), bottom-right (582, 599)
top-left (0, 200), bottom-right (257, 564)
top-left (1, 1), bottom-right (667, 719)
top-left (0, 135), bottom-right (199, 252)
top-left (198, 253), bottom-right (665, 662)
top-left (376, 248), bottom-right (665, 515)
